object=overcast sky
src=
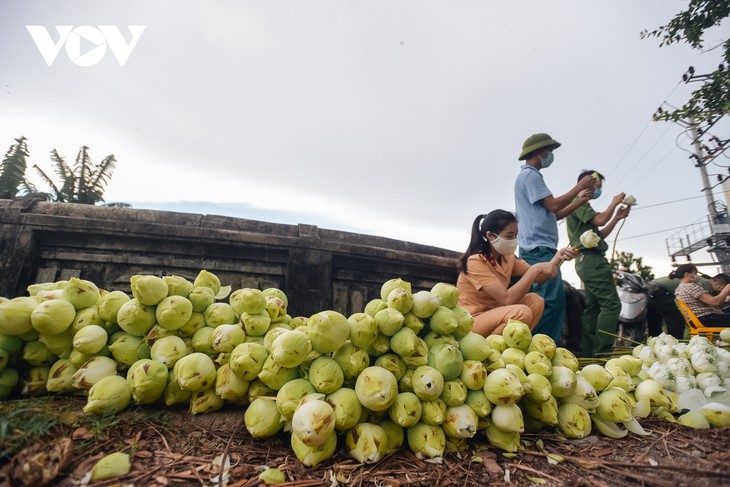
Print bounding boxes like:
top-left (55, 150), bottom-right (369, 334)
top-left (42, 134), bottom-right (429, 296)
top-left (2, 1), bottom-right (729, 286)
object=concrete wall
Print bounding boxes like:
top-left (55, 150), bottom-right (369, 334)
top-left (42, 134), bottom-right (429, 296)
top-left (0, 199), bottom-right (460, 317)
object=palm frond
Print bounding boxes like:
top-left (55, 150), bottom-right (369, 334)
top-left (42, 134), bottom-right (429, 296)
top-left (33, 164), bottom-right (63, 202)
top-left (0, 137), bottom-right (30, 199)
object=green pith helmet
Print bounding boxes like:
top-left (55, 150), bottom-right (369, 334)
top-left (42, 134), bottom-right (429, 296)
top-left (518, 133), bottom-right (561, 160)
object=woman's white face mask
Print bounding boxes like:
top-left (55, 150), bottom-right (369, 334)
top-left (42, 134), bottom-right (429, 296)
top-left (486, 232), bottom-right (518, 255)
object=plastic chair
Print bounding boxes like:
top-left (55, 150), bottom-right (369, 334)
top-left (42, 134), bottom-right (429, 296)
top-left (675, 298), bottom-right (727, 340)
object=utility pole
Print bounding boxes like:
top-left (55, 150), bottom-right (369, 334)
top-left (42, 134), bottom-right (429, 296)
top-left (689, 118), bottom-right (717, 220)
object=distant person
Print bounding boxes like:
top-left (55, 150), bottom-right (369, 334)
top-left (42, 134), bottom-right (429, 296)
top-left (674, 264), bottom-right (730, 327)
top-left (565, 170), bottom-right (630, 357)
top-left (646, 275), bottom-right (687, 339)
top-left (456, 210), bottom-right (577, 336)
top-left (711, 273), bottom-right (730, 313)
top-left (514, 133), bottom-right (595, 342)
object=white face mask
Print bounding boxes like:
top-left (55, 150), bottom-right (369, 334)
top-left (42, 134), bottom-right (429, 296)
top-left (486, 233), bottom-right (518, 255)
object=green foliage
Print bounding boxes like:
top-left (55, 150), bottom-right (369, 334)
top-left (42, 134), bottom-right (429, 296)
top-left (0, 137), bottom-right (30, 199)
top-left (641, 0), bottom-right (730, 124)
top-left (33, 146), bottom-right (117, 204)
top-left (611, 251), bottom-right (655, 281)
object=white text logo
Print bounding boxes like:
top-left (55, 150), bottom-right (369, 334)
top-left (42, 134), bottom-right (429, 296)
top-left (26, 25), bottom-right (146, 67)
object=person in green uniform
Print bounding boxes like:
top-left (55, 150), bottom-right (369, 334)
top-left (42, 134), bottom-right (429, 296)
top-left (566, 170), bottom-right (631, 357)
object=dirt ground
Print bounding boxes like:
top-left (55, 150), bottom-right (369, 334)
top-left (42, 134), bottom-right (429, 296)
top-left (1, 396), bottom-right (729, 487)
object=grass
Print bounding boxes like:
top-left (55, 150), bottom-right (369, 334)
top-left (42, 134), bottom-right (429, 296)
top-left (0, 394), bottom-right (173, 462)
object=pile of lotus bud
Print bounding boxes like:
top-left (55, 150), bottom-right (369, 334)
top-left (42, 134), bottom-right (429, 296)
top-left (1, 272), bottom-right (727, 470)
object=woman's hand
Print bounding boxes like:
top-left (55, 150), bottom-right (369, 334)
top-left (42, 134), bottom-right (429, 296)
top-left (554, 246), bottom-right (578, 263)
top-left (532, 262), bottom-right (558, 283)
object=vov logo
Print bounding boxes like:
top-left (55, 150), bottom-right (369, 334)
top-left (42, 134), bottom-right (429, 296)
top-left (26, 25), bottom-right (146, 67)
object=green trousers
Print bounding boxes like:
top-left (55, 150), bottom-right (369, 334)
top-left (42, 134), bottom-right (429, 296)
top-left (575, 252), bottom-right (621, 357)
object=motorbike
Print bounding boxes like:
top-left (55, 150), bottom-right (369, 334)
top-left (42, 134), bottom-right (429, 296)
top-left (613, 270), bottom-right (649, 347)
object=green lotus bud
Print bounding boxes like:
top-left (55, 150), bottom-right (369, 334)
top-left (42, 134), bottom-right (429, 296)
top-left (442, 404), bottom-right (480, 439)
top-left (332, 342), bottom-right (370, 381)
top-left (485, 422), bottom-right (520, 452)
top-left (325, 387), bottom-right (362, 432)
top-left (524, 351), bottom-right (553, 377)
top-left (634, 379), bottom-right (670, 408)
top-left (551, 347), bottom-right (579, 372)
top-left (343, 313), bottom-right (375, 349)
top-left (465, 389), bottom-right (492, 418)
top-left (428, 306), bottom-right (458, 335)
top-left (378, 417), bottom-right (404, 454)
top-left (28, 281), bottom-right (67, 296)
top-left (258, 467), bottom-right (286, 485)
top-left (424, 333), bottom-right (459, 351)
top-left (97, 291), bottom-right (130, 324)
top-left (387, 287), bottom-right (414, 314)
top-left (501, 347), bottom-right (526, 369)
top-left (275, 378), bottom-right (316, 421)
top-left (70, 306), bottom-right (104, 335)
top-left (596, 387), bottom-right (634, 423)
top-left (502, 320), bottom-right (532, 350)
top-left (308, 356), bottom-right (344, 394)
top-left (411, 290), bottom-right (440, 318)
top-left (677, 409), bottom-right (711, 429)
top-left (245, 397), bottom-right (283, 437)
top-left (606, 355), bottom-right (643, 377)
top-left (264, 296), bottom-right (287, 322)
top-left (62, 278), bottom-right (100, 310)
top-left (191, 326), bottom-right (217, 356)
top-left (557, 402), bottom-right (592, 438)
top-left (73, 324), bottom-right (108, 355)
top-left (211, 323), bottom-right (246, 353)
top-left (128, 275), bottom-right (165, 307)
top-left (561, 374), bottom-right (599, 411)
top-left (374, 353), bottom-right (406, 381)
top-left (549, 365), bottom-right (577, 398)
top-left (388, 391), bottom-right (422, 427)
top-left (407, 422), bottom-right (445, 459)
top-left (150, 336), bottom-right (187, 368)
top-left (402, 312), bottom-right (425, 334)
top-left (193, 269), bottom-right (221, 295)
top-left (229, 342), bottom-right (269, 381)
top-left (128, 358), bottom-right (168, 404)
top-left (291, 429), bottom-right (337, 467)
top-left (346, 422), bottom-right (389, 463)
top-left (307, 310), bottom-right (350, 354)
top-left (292, 398), bottom-right (335, 446)
top-left (579, 364), bottom-right (614, 392)
top-left (30, 299), bottom-right (76, 336)
top-left (380, 278), bottom-right (412, 301)
top-left (90, 451), bottom-right (131, 481)
top-left (389, 327), bottom-right (418, 358)
top-left (153, 295), bottom-right (192, 331)
top-left (229, 288), bottom-right (265, 316)
top-left (117, 299), bottom-right (156, 337)
top-left (0, 368), bottom-right (19, 399)
top-left (460, 360), bottom-right (487, 390)
top-left (84, 375), bottom-right (132, 414)
top-left (427, 343), bottom-right (463, 381)
top-left (178, 311), bottom-right (207, 337)
top-left (163, 368), bottom-right (191, 406)
top-left (374, 307), bottom-right (404, 337)
top-left (402, 337), bottom-right (429, 368)
top-left (454, 333), bottom-right (487, 362)
top-left (68, 347), bottom-right (103, 368)
top-left (0, 297), bottom-right (39, 336)
top-left (526, 373), bottom-right (553, 402)
top-left (364, 298), bottom-right (387, 317)
top-left (527, 333), bottom-right (556, 359)
top-left (450, 306), bottom-right (474, 339)
top-left (483, 368), bottom-right (524, 406)
top-left (261, 287), bottom-right (287, 307)
top-left (188, 286), bottom-right (215, 313)
top-left (189, 386), bottom-right (225, 414)
top-left (365, 332), bottom-right (391, 358)
top-left (522, 394), bottom-right (559, 426)
top-left (161, 275), bottom-right (193, 297)
top-left (420, 398), bottom-right (447, 425)
top-left (258, 355), bottom-right (300, 390)
top-left (46, 359), bottom-right (78, 393)
top-left (491, 403), bottom-right (524, 433)
top-left (269, 329), bottom-right (310, 367)
top-left (214, 363), bottom-right (249, 402)
top-left (412, 365), bottom-right (445, 402)
top-left (203, 303), bottom-right (236, 328)
top-left (72, 356), bottom-right (117, 390)
top-left (485, 334), bottom-right (507, 353)
top-left (108, 333), bottom-right (150, 367)
top-left (23, 340), bottom-right (55, 366)
top-left (240, 311), bottom-right (271, 337)
top-left (441, 378), bottom-right (468, 407)
top-left (0, 333), bottom-right (24, 353)
top-left (355, 366), bottom-right (398, 412)
top-left (430, 282), bottom-right (459, 308)
top-left (174, 352), bottom-right (217, 392)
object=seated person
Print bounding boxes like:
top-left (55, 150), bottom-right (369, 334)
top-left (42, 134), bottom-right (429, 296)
top-left (456, 210), bottom-right (576, 336)
top-left (711, 273), bottom-right (730, 313)
top-left (674, 264), bottom-right (730, 327)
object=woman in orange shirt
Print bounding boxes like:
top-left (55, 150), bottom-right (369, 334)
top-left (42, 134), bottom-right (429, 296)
top-left (456, 210), bottom-right (576, 336)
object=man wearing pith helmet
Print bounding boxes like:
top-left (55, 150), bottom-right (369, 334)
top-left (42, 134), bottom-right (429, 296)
top-left (513, 133), bottom-right (596, 343)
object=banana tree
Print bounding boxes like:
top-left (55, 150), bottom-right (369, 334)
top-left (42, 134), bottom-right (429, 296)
top-left (33, 146), bottom-right (117, 204)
